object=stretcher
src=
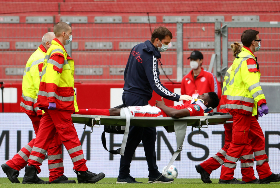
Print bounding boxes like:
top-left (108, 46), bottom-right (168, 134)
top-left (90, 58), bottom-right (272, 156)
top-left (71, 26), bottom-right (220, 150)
top-left (72, 112), bottom-right (232, 175)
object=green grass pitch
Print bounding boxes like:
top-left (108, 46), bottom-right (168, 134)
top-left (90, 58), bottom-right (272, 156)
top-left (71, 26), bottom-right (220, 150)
top-left (0, 178), bottom-right (279, 187)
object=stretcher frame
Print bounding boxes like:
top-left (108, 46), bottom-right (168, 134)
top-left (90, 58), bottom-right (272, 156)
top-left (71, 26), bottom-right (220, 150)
top-left (71, 114), bottom-right (232, 132)
top-left (71, 113), bottom-right (232, 176)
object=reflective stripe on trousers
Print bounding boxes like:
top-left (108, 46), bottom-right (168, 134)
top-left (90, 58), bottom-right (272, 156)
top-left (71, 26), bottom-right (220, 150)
top-left (29, 146), bottom-right (47, 164)
top-left (224, 163), bottom-right (236, 168)
top-left (241, 162), bottom-right (254, 168)
top-left (256, 159), bottom-right (268, 166)
top-left (20, 102), bottom-right (34, 111)
top-left (48, 162), bottom-right (64, 170)
top-left (67, 145), bottom-right (85, 163)
top-left (212, 149), bottom-right (226, 165)
top-left (18, 144), bottom-right (32, 161)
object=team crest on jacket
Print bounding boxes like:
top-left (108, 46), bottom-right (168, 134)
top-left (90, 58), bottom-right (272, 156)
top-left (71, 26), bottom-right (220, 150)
top-left (194, 105), bottom-right (200, 111)
top-left (201, 77), bottom-right (206, 82)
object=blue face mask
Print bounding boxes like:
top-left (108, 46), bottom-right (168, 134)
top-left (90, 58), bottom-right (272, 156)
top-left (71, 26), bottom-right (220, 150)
top-left (255, 41), bottom-right (261, 52)
top-left (65, 34), bottom-right (72, 45)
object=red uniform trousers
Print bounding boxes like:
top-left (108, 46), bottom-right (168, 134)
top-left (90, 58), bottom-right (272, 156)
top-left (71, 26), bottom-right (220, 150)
top-left (27, 109), bottom-right (88, 176)
top-left (220, 113), bottom-right (271, 180)
top-left (6, 114), bottom-right (65, 182)
top-left (200, 123), bottom-right (232, 175)
top-left (201, 115), bottom-right (271, 181)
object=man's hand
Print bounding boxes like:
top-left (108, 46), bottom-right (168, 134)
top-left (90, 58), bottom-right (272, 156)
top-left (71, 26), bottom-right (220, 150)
top-left (179, 95), bottom-right (193, 101)
top-left (156, 97), bottom-right (165, 108)
top-left (258, 103), bottom-right (269, 117)
top-left (48, 102), bottom-right (56, 110)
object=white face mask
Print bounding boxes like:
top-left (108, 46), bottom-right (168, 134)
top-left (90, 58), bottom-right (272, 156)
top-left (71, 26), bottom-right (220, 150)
top-left (158, 41), bottom-right (169, 52)
top-left (255, 41), bottom-right (261, 52)
top-left (190, 60), bottom-right (199, 69)
top-left (65, 34), bottom-right (72, 45)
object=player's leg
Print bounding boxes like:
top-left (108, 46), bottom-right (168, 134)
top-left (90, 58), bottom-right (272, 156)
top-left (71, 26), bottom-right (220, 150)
top-left (77, 108), bottom-right (111, 116)
top-left (49, 109), bottom-right (105, 183)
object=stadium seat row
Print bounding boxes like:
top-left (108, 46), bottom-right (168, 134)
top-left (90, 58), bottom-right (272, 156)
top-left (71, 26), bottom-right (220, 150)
top-left (1, 65), bottom-right (278, 83)
top-left (1, 15), bottom-right (280, 24)
top-left (0, 39), bottom-right (279, 51)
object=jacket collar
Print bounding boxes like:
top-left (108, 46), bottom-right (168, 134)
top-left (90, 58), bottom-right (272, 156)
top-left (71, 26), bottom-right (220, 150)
top-left (39, 44), bottom-right (47, 53)
top-left (52, 38), bottom-right (67, 53)
top-left (143, 40), bottom-right (161, 58)
top-left (187, 67), bottom-right (205, 80)
top-left (242, 46), bottom-right (255, 58)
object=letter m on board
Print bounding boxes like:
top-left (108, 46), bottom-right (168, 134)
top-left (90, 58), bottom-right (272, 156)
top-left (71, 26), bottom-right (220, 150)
top-left (0, 131), bottom-right (9, 160)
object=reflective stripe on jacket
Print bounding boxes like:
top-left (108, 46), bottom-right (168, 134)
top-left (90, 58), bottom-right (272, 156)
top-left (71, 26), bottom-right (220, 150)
top-left (20, 45), bottom-right (46, 116)
top-left (220, 47), bottom-right (266, 116)
top-left (37, 38), bottom-right (78, 112)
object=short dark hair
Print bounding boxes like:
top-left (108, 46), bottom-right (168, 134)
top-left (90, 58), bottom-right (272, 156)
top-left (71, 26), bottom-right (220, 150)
top-left (151, 26), bottom-right (173, 43)
top-left (53, 22), bottom-right (71, 37)
top-left (241, 29), bottom-right (259, 47)
top-left (207, 92), bottom-right (220, 109)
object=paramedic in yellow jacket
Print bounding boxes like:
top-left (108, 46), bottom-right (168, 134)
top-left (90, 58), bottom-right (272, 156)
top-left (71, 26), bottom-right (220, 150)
top-left (219, 29), bottom-right (280, 184)
top-left (2, 32), bottom-right (75, 184)
top-left (23, 22), bottom-right (105, 184)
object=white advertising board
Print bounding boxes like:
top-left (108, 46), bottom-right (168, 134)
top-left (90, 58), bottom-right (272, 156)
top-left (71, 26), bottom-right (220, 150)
top-left (0, 113), bottom-right (279, 179)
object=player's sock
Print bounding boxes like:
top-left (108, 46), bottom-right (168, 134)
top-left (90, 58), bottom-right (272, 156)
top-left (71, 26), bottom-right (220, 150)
top-left (77, 109), bottom-right (110, 116)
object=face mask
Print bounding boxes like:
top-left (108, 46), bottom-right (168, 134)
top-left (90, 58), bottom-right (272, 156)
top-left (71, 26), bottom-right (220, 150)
top-left (255, 41), bottom-right (261, 52)
top-left (158, 41), bottom-right (168, 52)
top-left (190, 60), bottom-right (199, 69)
top-left (65, 34), bottom-right (72, 45)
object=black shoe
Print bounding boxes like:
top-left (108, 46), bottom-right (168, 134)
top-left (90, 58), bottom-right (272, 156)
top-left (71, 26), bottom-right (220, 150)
top-left (260, 173), bottom-right (280, 184)
top-left (247, 178), bottom-right (260, 184)
top-left (75, 170), bottom-right (105, 183)
top-left (1, 163), bottom-right (20, 183)
top-left (50, 175), bottom-right (76, 184)
top-left (195, 164), bottom-right (212, 183)
top-left (148, 174), bottom-right (173, 183)
top-left (116, 175), bottom-right (142, 184)
top-left (22, 166), bottom-right (47, 184)
top-left (219, 178), bottom-right (246, 184)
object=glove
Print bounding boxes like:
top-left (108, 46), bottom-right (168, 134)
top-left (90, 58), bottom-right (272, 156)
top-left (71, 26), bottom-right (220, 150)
top-left (179, 95), bottom-right (193, 101)
top-left (48, 102), bottom-right (56, 110)
top-left (258, 103), bottom-right (269, 117)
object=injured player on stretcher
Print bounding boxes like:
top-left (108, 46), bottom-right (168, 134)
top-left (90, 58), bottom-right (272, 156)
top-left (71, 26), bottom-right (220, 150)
top-left (76, 92), bottom-right (220, 118)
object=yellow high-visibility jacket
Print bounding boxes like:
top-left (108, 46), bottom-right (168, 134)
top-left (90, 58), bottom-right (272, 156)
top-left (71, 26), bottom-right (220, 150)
top-left (37, 38), bottom-right (78, 112)
top-left (220, 47), bottom-right (266, 116)
top-left (20, 45), bottom-right (46, 116)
